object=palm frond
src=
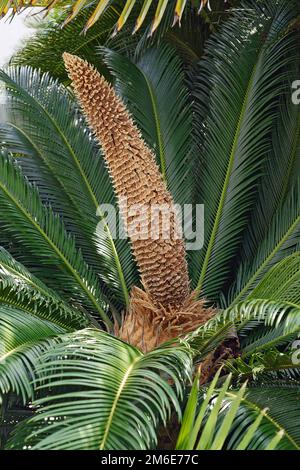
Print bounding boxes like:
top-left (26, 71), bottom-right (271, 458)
top-left (0, 152), bottom-right (111, 327)
top-left (226, 349), bottom-right (300, 382)
top-left (0, 247), bottom-right (89, 330)
top-left (185, 318), bottom-right (234, 361)
top-left (188, 293), bottom-right (300, 361)
top-left (226, 384), bottom-right (300, 449)
top-left (249, 252), bottom-right (300, 306)
top-left (229, 186), bottom-right (300, 304)
top-left (189, 0), bottom-right (298, 301)
top-left (238, 83), bottom-right (300, 266)
top-left (232, 253), bottom-right (300, 354)
top-left (7, 329), bottom-right (193, 450)
top-left (177, 370), bottom-right (285, 450)
top-left (102, 44), bottom-right (192, 205)
top-left (10, 6), bottom-right (121, 83)
top-left (0, 306), bottom-right (65, 402)
top-left (240, 321), bottom-right (299, 358)
top-left (0, 66), bottom-right (138, 308)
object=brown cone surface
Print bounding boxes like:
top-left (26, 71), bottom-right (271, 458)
top-left (117, 287), bottom-right (215, 353)
top-left (63, 53), bottom-right (190, 308)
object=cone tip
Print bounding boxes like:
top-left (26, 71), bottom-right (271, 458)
top-left (62, 51), bottom-right (72, 61)
top-left (62, 52), bottom-right (81, 69)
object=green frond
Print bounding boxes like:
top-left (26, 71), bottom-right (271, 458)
top-left (185, 318), bottom-right (234, 361)
top-left (0, 152), bottom-right (111, 327)
top-left (229, 179), bottom-right (300, 305)
top-left (231, 253), bottom-right (300, 354)
top-left (102, 44), bottom-right (193, 205)
top-left (189, 0), bottom-right (298, 301)
top-left (0, 306), bottom-right (65, 402)
top-left (0, 246), bottom-right (61, 300)
top-left (165, 7), bottom-right (212, 67)
top-left (0, 247), bottom-right (89, 330)
top-left (0, 66), bottom-right (139, 309)
top-left (249, 252), bottom-right (300, 306)
top-left (226, 384), bottom-right (300, 449)
top-left (188, 293), bottom-right (300, 360)
top-left (226, 349), bottom-right (300, 382)
top-left (7, 329), bottom-right (193, 450)
top-left (10, 6), bottom-right (121, 83)
top-left (238, 83), bottom-right (300, 266)
top-left (176, 370), bottom-right (286, 450)
top-left (228, 299), bottom-right (300, 336)
top-left (240, 321), bottom-right (299, 358)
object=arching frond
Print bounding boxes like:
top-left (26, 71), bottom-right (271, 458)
top-left (7, 329), bottom-right (193, 450)
top-left (0, 152), bottom-right (111, 327)
top-left (0, 247), bottom-right (89, 330)
top-left (229, 181), bottom-right (300, 304)
top-left (189, 0), bottom-right (298, 301)
top-left (249, 252), bottom-right (300, 306)
top-left (0, 306), bottom-right (66, 402)
top-left (177, 370), bottom-right (287, 450)
top-left (238, 83), bottom-right (300, 266)
top-left (187, 294), bottom-right (300, 361)
top-left (226, 384), bottom-right (300, 450)
top-left (229, 254), bottom-right (300, 355)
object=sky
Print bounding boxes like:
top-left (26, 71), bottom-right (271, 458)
top-left (0, 10), bottom-right (36, 67)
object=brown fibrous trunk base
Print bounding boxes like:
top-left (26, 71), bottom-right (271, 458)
top-left (116, 286), bottom-right (215, 352)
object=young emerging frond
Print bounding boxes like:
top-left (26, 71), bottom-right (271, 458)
top-left (176, 370), bottom-right (285, 450)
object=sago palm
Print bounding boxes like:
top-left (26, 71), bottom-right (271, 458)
top-left (0, 0), bottom-right (300, 450)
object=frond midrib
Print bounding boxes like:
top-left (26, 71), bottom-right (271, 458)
top-left (232, 215), bottom-right (300, 304)
top-left (7, 122), bottom-right (91, 234)
top-left (0, 179), bottom-right (112, 327)
top-left (226, 390), bottom-right (300, 450)
top-left (139, 67), bottom-right (167, 183)
top-left (99, 354), bottom-right (141, 450)
top-left (195, 56), bottom-right (260, 294)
